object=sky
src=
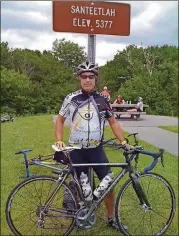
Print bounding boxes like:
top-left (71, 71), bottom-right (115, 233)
top-left (1, 1), bottom-right (178, 66)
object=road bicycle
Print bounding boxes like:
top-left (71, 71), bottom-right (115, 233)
top-left (6, 133), bottom-right (176, 235)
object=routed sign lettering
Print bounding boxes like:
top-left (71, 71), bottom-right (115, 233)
top-left (53, 1), bottom-right (130, 36)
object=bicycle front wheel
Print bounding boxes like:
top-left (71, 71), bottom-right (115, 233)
top-left (115, 173), bottom-right (176, 236)
top-left (6, 176), bottom-right (78, 236)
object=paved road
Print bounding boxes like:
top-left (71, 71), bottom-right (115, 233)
top-left (53, 115), bottom-right (178, 156)
top-left (108, 115), bottom-right (178, 156)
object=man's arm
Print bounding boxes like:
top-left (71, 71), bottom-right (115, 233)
top-left (55, 115), bottom-right (65, 142)
top-left (107, 116), bottom-right (125, 144)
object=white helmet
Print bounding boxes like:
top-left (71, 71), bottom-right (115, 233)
top-left (76, 61), bottom-right (99, 76)
top-left (104, 86), bottom-right (107, 90)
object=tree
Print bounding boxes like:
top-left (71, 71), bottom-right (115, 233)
top-left (1, 40), bottom-right (177, 117)
top-left (52, 38), bottom-right (87, 68)
top-left (1, 67), bottom-right (33, 115)
top-left (0, 42), bottom-right (14, 69)
top-left (100, 44), bottom-right (178, 116)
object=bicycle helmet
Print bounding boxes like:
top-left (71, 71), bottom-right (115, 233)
top-left (76, 61), bottom-right (99, 76)
top-left (104, 86), bottom-right (107, 90)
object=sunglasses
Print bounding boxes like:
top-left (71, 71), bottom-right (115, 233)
top-left (80, 75), bottom-right (96, 80)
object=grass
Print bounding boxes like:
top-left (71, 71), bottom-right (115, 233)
top-left (158, 126), bottom-right (178, 133)
top-left (1, 114), bottom-right (178, 235)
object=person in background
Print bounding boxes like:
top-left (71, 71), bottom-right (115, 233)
top-left (113, 95), bottom-right (126, 112)
top-left (113, 95), bottom-right (124, 105)
top-left (128, 97), bottom-right (143, 112)
top-left (100, 86), bottom-right (110, 102)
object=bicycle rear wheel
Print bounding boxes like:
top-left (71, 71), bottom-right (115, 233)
top-left (6, 176), bottom-right (78, 236)
top-left (115, 173), bottom-right (176, 236)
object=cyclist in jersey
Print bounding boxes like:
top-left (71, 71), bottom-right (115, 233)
top-left (55, 61), bottom-right (133, 229)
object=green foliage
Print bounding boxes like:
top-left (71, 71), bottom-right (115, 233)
top-left (100, 44), bottom-right (178, 116)
top-left (1, 67), bottom-right (32, 115)
top-left (1, 41), bottom-right (178, 116)
top-left (52, 38), bottom-right (87, 68)
top-left (1, 40), bottom-right (80, 115)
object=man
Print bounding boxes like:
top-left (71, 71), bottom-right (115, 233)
top-left (128, 97), bottom-right (143, 112)
top-left (55, 61), bottom-right (131, 229)
top-left (100, 86), bottom-right (110, 101)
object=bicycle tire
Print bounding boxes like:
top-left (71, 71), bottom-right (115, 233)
top-left (115, 172), bottom-right (176, 236)
top-left (6, 175), bottom-right (78, 236)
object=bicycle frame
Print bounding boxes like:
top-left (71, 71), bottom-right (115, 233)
top-left (10, 135), bottom-right (174, 236)
top-left (71, 162), bottom-right (130, 222)
top-left (15, 138), bottom-right (164, 223)
top-left (33, 160), bottom-right (133, 222)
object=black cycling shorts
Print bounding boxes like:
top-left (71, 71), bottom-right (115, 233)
top-left (70, 145), bottom-right (111, 180)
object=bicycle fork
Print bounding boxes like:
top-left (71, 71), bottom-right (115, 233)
top-left (131, 173), bottom-right (152, 212)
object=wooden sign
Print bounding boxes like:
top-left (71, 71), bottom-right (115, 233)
top-left (53, 1), bottom-right (131, 36)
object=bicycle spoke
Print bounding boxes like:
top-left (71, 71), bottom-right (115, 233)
top-left (116, 173), bottom-right (175, 236)
top-left (151, 208), bottom-right (170, 221)
top-left (17, 214), bottom-right (34, 230)
top-left (149, 212), bottom-right (154, 235)
top-left (39, 178), bottom-right (44, 206)
top-left (154, 206), bottom-right (171, 209)
top-left (23, 184), bottom-right (41, 206)
top-left (11, 200), bottom-right (36, 212)
top-left (17, 192), bottom-right (40, 207)
top-left (33, 224), bottom-right (38, 236)
top-left (133, 211), bottom-right (146, 235)
top-left (141, 212), bottom-right (147, 234)
top-left (32, 181), bottom-right (44, 205)
top-left (23, 220), bottom-right (37, 236)
top-left (6, 177), bottom-right (77, 236)
top-left (143, 175), bottom-right (152, 196)
top-left (121, 204), bottom-right (139, 207)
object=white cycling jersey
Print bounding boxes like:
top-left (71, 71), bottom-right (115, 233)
top-left (59, 90), bottom-right (113, 148)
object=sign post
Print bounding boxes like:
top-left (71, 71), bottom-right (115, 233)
top-left (88, 34), bottom-right (96, 64)
top-left (53, 1), bottom-right (131, 63)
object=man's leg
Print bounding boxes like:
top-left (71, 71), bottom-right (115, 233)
top-left (104, 191), bottom-right (115, 218)
top-left (87, 145), bottom-right (117, 227)
top-left (63, 149), bottom-right (87, 209)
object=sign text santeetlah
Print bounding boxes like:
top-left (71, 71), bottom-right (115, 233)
top-left (53, 1), bottom-right (131, 36)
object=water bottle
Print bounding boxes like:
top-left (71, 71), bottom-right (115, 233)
top-left (93, 172), bottom-right (114, 198)
top-left (80, 172), bottom-right (93, 201)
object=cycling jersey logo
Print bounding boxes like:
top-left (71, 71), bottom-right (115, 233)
top-left (78, 107), bottom-right (93, 120)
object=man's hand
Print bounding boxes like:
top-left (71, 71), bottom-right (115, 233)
top-left (121, 140), bottom-right (135, 151)
top-left (55, 141), bottom-right (66, 150)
